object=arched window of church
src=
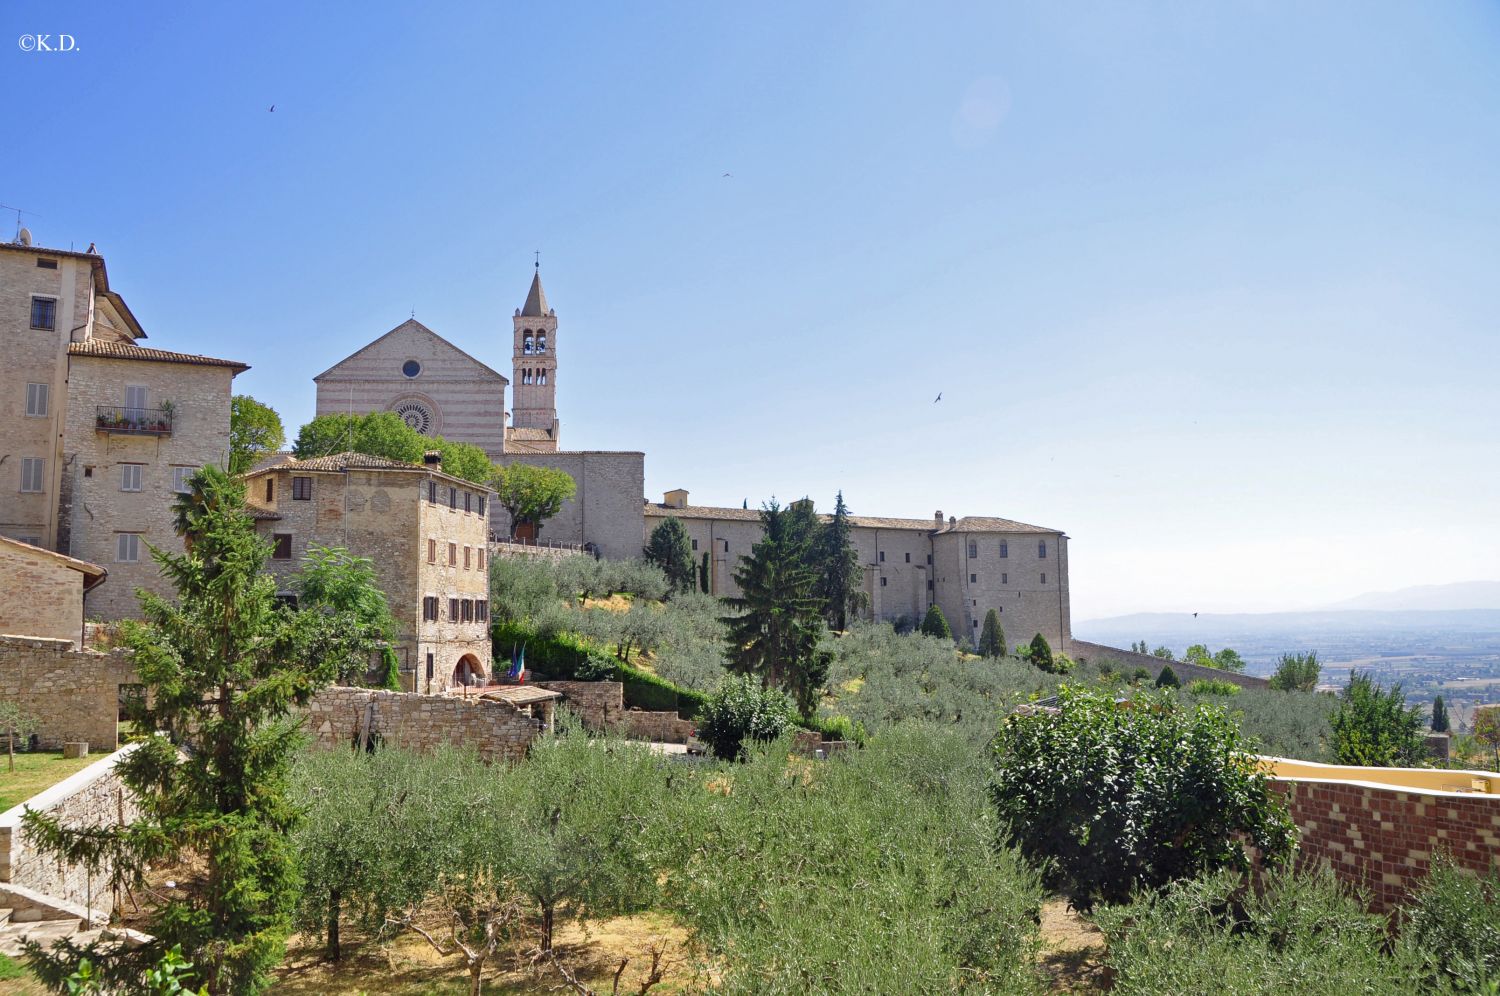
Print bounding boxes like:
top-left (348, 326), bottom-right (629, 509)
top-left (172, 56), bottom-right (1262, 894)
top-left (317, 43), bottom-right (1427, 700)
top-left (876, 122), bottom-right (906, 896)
top-left (523, 369), bottom-right (532, 385)
top-left (537, 333), bottom-right (547, 353)
top-left (539, 369), bottom-right (547, 385)
top-left (523, 333), bottom-right (534, 354)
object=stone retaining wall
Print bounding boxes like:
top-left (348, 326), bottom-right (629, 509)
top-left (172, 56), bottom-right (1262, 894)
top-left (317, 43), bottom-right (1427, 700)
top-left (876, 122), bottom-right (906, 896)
top-left (0, 744), bottom-right (142, 919)
top-left (535, 681), bottom-right (693, 742)
top-left (0, 636), bottom-right (137, 750)
top-left (303, 686), bottom-right (544, 762)
top-left (620, 709), bottom-right (696, 744)
top-left (1068, 639), bottom-right (1269, 690)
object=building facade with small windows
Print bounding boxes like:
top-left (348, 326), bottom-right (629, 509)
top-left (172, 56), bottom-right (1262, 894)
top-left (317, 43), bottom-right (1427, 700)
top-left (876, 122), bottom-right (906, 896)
top-left (0, 535), bottom-right (107, 645)
top-left (644, 492), bottom-right (1072, 651)
top-left (242, 452), bottom-right (494, 693)
top-left (0, 236), bottom-right (246, 620)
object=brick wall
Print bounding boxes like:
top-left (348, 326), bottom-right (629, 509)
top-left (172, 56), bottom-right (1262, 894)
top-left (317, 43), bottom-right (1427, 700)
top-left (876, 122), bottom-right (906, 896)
top-left (1068, 639), bottom-right (1270, 690)
top-left (0, 744), bottom-right (142, 918)
top-left (0, 636), bottom-right (134, 749)
top-left (1269, 764), bottom-right (1500, 912)
top-left (302, 686), bottom-right (543, 762)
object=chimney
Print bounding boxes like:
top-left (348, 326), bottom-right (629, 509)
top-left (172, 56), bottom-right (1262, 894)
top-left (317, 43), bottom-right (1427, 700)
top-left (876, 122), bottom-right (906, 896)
top-left (423, 450), bottom-right (442, 473)
top-left (934, 510), bottom-right (944, 529)
top-left (664, 488), bottom-right (689, 509)
top-left (949, 515), bottom-right (956, 527)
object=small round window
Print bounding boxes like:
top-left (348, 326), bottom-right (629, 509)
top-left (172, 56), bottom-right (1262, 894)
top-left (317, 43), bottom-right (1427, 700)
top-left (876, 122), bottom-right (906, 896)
top-left (402, 360), bottom-right (421, 378)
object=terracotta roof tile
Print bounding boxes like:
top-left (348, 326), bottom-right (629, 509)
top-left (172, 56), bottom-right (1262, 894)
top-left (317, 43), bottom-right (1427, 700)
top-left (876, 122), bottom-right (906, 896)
top-left (644, 504), bottom-right (1061, 534)
top-left (68, 340), bottom-right (248, 373)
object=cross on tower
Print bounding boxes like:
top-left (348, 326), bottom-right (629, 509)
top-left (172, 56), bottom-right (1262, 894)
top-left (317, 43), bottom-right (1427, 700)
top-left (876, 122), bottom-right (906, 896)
top-left (534, 250), bottom-right (540, 271)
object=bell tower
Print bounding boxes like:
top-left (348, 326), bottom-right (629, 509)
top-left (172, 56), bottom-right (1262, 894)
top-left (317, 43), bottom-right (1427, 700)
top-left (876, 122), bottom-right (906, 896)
top-left (506, 264), bottom-right (560, 452)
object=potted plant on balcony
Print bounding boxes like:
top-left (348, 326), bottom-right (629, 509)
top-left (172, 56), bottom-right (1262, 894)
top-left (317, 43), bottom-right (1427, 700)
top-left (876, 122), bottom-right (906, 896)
top-left (157, 400), bottom-right (175, 433)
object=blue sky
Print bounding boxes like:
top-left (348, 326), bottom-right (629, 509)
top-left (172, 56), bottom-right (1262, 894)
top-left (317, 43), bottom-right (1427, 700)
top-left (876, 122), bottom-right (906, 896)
top-left (4, 2), bottom-right (1498, 619)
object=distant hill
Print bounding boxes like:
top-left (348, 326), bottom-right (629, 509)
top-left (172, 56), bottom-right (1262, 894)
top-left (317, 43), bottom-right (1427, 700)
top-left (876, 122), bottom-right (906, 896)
top-left (1322, 580), bottom-right (1500, 612)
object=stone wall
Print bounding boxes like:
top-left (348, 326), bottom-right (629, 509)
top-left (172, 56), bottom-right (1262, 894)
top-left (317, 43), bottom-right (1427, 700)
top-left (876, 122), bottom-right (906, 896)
top-left (537, 680), bottom-right (626, 730)
top-left (302, 686), bottom-right (543, 762)
top-left (493, 451), bottom-right (645, 562)
top-left (1068, 639), bottom-right (1270, 690)
top-left (620, 709), bottom-right (696, 744)
top-left (1269, 766), bottom-right (1500, 912)
top-left (0, 541), bottom-right (88, 645)
top-left (0, 636), bottom-right (135, 749)
top-left (0, 744), bottom-right (142, 919)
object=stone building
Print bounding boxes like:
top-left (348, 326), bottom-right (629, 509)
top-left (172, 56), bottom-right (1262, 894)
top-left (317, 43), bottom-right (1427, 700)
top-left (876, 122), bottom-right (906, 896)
top-left (0, 234), bottom-right (247, 620)
top-left (241, 451), bottom-right (494, 693)
top-left (311, 268), bottom-right (645, 560)
top-left (0, 536), bottom-right (107, 645)
top-left (644, 491), bottom-right (1072, 650)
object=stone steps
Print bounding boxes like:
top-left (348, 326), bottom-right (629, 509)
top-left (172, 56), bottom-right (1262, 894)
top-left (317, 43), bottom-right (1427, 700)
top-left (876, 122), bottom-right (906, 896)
top-left (0, 916), bottom-right (82, 958)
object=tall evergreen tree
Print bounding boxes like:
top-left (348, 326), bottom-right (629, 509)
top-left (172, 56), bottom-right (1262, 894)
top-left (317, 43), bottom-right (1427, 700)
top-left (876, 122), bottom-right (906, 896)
top-left (643, 516), bottom-right (696, 593)
top-left (721, 500), bottom-right (828, 717)
top-left (1027, 632), bottom-right (1055, 672)
top-left (978, 609), bottom-right (1006, 658)
top-left (812, 491), bottom-right (867, 631)
top-left (1431, 695), bottom-right (1450, 734)
top-left (22, 467), bottom-right (335, 995)
top-left (920, 605), bottom-right (952, 640)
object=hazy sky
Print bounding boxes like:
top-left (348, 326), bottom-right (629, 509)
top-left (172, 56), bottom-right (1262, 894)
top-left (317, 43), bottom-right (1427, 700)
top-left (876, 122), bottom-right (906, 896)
top-left (5, 2), bottom-right (1498, 620)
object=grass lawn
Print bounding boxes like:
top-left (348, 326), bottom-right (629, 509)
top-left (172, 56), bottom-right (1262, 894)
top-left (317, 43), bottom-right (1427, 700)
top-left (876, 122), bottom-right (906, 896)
top-left (0, 750), bottom-right (104, 813)
top-left (0, 952), bottom-right (47, 996)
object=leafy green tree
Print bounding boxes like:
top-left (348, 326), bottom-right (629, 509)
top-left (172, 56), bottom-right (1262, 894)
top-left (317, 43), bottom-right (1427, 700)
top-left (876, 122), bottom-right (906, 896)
top-left (977, 609), bottom-right (1005, 658)
top-left (1212, 648), bottom-right (1246, 672)
top-left (1331, 672), bottom-right (1425, 767)
top-left (1472, 708), bottom-right (1500, 770)
top-left (1151, 646), bottom-right (1175, 660)
top-left (1026, 632), bottom-right (1054, 672)
top-left (0, 700), bottom-right (39, 773)
top-left (22, 466), bottom-right (333, 995)
top-left (1184, 644), bottom-right (1211, 666)
top-left (1268, 651), bottom-right (1321, 692)
top-left (991, 685), bottom-right (1296, 910)
top-left (1155, 665), bottom-right (1181, 689)
top-left (289, 546), bottom-right (398, 685)
top-left (1431, 695), bottom-right (1450, 734)
top-left (294, 411), bottom-right (425, 464)
top-left (1131, 640), bottom-right (1150, 654)
top-left (643, 516), bottom-right (696, 593)
top-left (697, 674), bottom-right (793, 761)
top-left (919, 605), bottom-right (952, 640)
top-left (1186, 644), bottom-right (1246, 673)
top-left (811, 491), bottom-right (867, 631)
top-left (721, 500), bottom-right (828, 717)
top-left (228, 395), bottom-right (285, 476)
top-left (494, 463), bottom-right (576, 538)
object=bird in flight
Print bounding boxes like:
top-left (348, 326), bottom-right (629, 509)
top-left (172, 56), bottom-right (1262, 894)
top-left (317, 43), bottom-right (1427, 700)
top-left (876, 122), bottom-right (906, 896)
top-left (1193, 612), bottom-right (1199, 618)
top-left (722, 172), bottom-right (732, 177)
top-left (933, 392), bottom-right (942, 403)
top-left (269, 104), bottom-right (275, 112)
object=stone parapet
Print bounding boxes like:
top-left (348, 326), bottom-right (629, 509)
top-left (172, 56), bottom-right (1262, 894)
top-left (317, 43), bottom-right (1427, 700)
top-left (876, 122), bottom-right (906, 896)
top-left (302, 686), bottom-right (543, 762)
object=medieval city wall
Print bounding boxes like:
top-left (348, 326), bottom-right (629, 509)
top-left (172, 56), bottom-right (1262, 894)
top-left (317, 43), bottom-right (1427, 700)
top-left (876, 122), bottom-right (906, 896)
top-left (0, 636), bottom-right (134, 749)
top-left (1068, 639), bottom-right (1270, 689)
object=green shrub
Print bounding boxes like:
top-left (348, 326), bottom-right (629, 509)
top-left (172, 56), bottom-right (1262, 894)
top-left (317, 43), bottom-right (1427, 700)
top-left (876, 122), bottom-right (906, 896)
top-left (990, 685), bottom-right (1296, 909)
top-left (919, 605), bottom-right (952, 640)
top-left (1400, 855), bottom-right (1500, 990)
top-left (1129, 667), bottom-right (1153, 683)
top-left (1332, 672), bottom-right (1425, 767)
top-left (1154, 664), bottom-right (1180, 689)
top-left (1095, 868), bottom-right (1424, 995)
top-left (801, 713), bottom-right (867, 745)
top-left (696, 675), bottom-right (793, 761)
top-left (1025, 633), bottom-right (1055, 672)
top-left (1187, 678), bottom-right (1240, 696)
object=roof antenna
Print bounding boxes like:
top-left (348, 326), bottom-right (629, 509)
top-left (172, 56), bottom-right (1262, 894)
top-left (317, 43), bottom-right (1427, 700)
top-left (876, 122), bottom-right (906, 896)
top-left (0, 203), bottom-right (40, 242)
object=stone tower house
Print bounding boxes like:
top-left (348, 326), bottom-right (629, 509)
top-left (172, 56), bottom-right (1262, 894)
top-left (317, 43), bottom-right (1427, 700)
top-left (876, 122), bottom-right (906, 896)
top-left (506, 268), bottom-right (560, 453)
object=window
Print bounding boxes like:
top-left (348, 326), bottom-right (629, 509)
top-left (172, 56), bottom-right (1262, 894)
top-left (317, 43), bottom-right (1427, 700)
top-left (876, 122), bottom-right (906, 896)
top-left (905, 552), bottom-right (911, 563)
top-left (426, 652), bottom-right (434, 682)
top-left (119, 464), bottom-right (143, 492)
top-left (538, 370), bottom-right (547, 385)
top-left (291, 476), bottom-right (312, 500)
top-left (928, 579), bottom-right (934, 590)
top-left (464, 491), bottom-right (472, 514)
top-left (402, 360), bottom-right (421, 378)
top-left (448, 542), bottom-right (457, 566)
top-left (537, 333), bottom-right (547, 353)
top-left (999, 541), bottom-right (1008, 558)
top-left (272, 533), bottom-right (292, 560)
top-left (926, 554), bottom-right (932, 565)
top-left (448, 486), bottom-right (457, 510)
top-left (880, 577), bottom-right (887, 587)
top-left (477, 548), bottom-right (485, 570)
top-left (124, 385), bottom-right (147, 412)
top-left (722, 539), bottom-right (729, 553)
top-left (1039, 540), bottom-right (1047, 559)
top-left (477, 496), bottom-right (486, 517)
top-left (969, 573), bottom-right (976, 584)
top-left (30, 297), bottom-right (56, 330)
top-left (265, 478), bottom-right (275, 501)
top-left (171, 467), bottom-right (194, 494)
top-left (476, 599), bottom-right (489, 622)
top-left (428, 539), bottom-right (437, 563)
top-left (423, 596), bottom-right (438, 622)
top-left (973, 619), bottom-right (979, 628)
top-left (461, 599), bottom-right (473, 623)
top-left (523, 334), bottom-right (535, 354)
top-left (1002, 572), bottom-right (1008, 584)
top-left (879, 551), bottom-right (885, 563)
top-left (691, 539), bottom-right (698, 551)
top-left (449, 597), bottom-right (459, 620)
top-left (35, 258), bottom-right (57, 270)
top-left (428, 481), bottom-right (438, 504)
top-left (968, 541), bottom-right (977, 559)
top-left (20, 457), bottom-right (44, 493)
top-left (25, 383), bottom-right (48, 417)
top-left (1041, 573), bottom-right (1047, 584)
top-left (464, 546), bottom-right (472, 570)
top-left (116, 533), bottom-right (141, 562)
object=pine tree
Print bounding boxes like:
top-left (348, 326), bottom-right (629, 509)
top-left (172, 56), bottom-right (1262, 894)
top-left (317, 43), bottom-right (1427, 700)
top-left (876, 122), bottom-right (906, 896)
top-left (1027, 632), bottom-right (1054, 671)
top-left (1431, 695), bottom-right (1450, 734)
top-left (978, 609), bottom-right (1006, 658)
top-left (721, 500), bottom-right (828, 718)
top-left (22, 467), bottom-right (335, 995)
top-left (1155, 665), bottom-right (1181, 689)
top-left (920, 605), bottom-right (952, 640)
top-left (643, 516), bottom-right (696, 593)
top-left (812, 491), bottom-right (866, 631)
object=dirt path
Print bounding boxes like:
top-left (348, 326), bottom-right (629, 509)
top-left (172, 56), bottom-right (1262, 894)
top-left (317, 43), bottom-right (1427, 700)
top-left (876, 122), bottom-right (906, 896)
top-left (1037, 898), bottom-right (1110, 993)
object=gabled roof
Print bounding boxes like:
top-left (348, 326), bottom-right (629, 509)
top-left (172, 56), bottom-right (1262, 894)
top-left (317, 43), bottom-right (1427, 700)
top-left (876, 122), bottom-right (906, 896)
top-left (242, 451), bottom-right (495, 492)
top-left (67, 340), bottom-right (248, 373)
top-left (0, 535), bottom-right (108, 590)
top-left (0, 242), bottom-right (147, 339)
top-left (313, 319), bottom-right (508, 384)
top-left (521, 272), bottom-right (549, 317)
top-left (940, 515), bottom-right (1062, 535)
top-left (642, 503), bottom-right (1062, 534)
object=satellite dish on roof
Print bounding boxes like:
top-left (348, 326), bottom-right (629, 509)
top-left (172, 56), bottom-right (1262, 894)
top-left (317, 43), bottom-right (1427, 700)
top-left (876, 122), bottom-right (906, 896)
top-left (17, 227), bottom-right (32, 246)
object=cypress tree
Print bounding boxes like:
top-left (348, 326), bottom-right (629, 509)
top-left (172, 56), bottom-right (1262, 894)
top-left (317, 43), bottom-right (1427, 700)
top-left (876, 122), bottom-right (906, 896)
top-left (978, 609), bottom-right (1006, 658)
top-left (920, 605), bottom-right (952, 640)
top-left (644, 516), bottom-right (696, 593)
top-left (812, 490), bottom-right (866, 631)
top-left (1432, 695), bottom-right (1450, 733)
top-left (699, 551), bottom-right (710, 593)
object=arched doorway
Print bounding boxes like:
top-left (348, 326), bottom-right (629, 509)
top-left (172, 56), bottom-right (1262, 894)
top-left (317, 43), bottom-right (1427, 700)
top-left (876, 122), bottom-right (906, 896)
top-left (453, 654), bottom-right (485, 688)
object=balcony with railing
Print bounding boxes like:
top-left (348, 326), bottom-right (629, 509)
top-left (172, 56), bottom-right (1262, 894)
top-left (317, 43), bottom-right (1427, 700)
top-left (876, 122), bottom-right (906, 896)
top-left (95, 406), bottom-right (173, 436)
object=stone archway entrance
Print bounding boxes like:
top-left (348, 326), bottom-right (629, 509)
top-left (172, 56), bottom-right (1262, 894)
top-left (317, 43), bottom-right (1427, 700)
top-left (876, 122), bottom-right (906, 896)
top-left (453, 654), bottom-right (485, 688)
